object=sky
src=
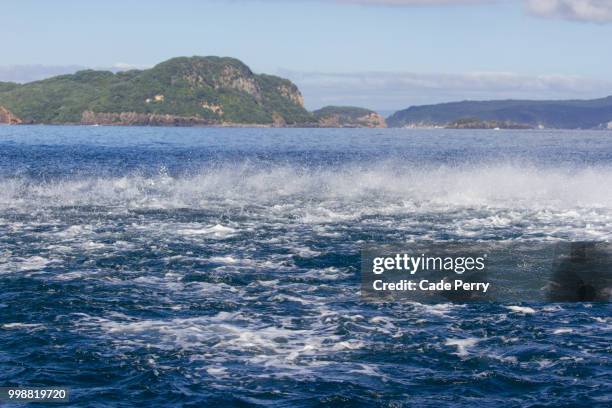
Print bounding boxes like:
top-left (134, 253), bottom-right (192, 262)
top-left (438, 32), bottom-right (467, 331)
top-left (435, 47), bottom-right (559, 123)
top-left (1, 0), bottom-right (612, 111)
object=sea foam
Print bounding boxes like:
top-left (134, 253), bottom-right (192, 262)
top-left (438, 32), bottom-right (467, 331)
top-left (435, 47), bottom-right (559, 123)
top-left (1, 162), bottom-right (611, 212)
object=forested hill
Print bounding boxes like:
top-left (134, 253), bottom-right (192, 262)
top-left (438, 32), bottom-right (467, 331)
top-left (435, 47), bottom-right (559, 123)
top-left (387, 97), bottom-right (612, 129)
top-left (0, 56), bottom-right (314, 126)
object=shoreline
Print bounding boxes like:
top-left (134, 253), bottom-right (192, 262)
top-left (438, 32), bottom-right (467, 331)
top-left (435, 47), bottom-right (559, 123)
top-left (0, 122), bottom-right (385, 129)
top-left (2, 123), bottom-right (611, 131)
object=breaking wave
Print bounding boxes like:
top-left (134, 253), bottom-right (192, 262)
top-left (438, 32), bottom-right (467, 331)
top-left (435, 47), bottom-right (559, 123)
top-left (2, 161), bottom-right (612, 211)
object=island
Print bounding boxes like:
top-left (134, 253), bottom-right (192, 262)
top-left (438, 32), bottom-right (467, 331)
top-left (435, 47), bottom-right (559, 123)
top-left (0, 56), bottom-right (385, 128)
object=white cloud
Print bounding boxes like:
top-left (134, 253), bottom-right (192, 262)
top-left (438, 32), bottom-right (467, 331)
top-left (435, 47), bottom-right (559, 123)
top-left (111, 62), bottom-right (146, 70)
top-left (340, 0), bottom-right (612, 22)
top-left (526, 0), bottom-right (612, 22)
top-left (336, 0), bottom-right (489, 4)
top-left (282, 69), bottom-right (612, 111)
top-left (250, 0), bottom-right (612, 22)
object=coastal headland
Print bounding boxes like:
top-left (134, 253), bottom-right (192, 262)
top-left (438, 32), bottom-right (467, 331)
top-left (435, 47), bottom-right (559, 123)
top-left (0, 56), bottom-right (386, 128)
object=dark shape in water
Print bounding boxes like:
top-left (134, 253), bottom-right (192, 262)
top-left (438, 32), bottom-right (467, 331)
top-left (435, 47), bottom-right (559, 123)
top-left (548, 242), bottom-right (612, 302)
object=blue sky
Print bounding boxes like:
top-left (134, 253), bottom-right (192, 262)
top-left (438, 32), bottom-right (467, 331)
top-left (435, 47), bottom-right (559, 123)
top-left (2, 0), bottom-right (612, 111)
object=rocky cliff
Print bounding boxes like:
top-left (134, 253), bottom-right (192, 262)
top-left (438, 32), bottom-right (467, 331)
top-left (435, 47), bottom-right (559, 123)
top-left (81, 111), bottom-right (213, 126)
top-left (314, 106), bottom-right (386, 128)
top-left (0, 106), bottom-right (21, 124)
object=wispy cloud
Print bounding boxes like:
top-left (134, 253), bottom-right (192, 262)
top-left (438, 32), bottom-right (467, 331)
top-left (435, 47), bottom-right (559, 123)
top-left (335, 0), bottom-right (490, 4)
top-left (247, 0), bottom-right (612, 22)
top-left (111, 62), bottom-right (147, 70)
top-left (282, 70), bottom-right (612, 111)
top-left (353, 0), bottom-right (612, 22)
top-left (525, 0), bottom-right (612, 23)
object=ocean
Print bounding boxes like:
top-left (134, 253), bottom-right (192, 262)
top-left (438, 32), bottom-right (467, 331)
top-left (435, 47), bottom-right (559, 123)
top-left (0, 126), bottom-right (610, 407)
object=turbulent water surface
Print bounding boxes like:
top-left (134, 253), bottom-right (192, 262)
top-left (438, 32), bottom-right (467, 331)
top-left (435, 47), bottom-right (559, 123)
top-left (0, 126), bottom-right (610, 407)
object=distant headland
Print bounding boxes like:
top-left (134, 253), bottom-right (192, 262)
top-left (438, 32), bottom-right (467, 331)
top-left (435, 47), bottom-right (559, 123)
top-left (388, 97), bottom-right (612, 130)
top-left (0, 56), bottom-right (386, 128)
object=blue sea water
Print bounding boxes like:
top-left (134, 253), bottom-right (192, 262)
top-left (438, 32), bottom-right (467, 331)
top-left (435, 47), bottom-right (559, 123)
top-left (0, 126), bottom-right (610, 407)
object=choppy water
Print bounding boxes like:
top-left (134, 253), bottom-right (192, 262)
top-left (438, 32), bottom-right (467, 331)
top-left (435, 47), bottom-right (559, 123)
top-left (0, 126), bottom-right (611, 407)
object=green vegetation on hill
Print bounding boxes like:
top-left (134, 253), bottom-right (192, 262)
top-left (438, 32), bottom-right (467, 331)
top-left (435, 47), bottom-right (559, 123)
top-left (446, 118), bottom-right (533, 129)
top-left (0, 82), bottom-right (20, 93)
top-left (387, 97), bottom-right (612, 129)
top-left (0, 56), bottom-right (313, 125)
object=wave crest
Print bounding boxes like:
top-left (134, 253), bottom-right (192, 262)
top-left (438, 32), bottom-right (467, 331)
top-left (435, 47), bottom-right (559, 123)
top-left (1, 162), bottom-right (612, 211)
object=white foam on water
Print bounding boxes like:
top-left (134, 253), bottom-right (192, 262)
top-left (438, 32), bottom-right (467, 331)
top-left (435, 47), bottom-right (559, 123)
top-left (553, 328), bottom-right (574, 334)
top-left (177, 224), bottom-right (238, 239)
top-left (2, 323), bottom-right (45, 331)
top-left (0, 162), bottom-right (611, 210)
top-left (206, 366), bottom-right (229, 378)
top-left (2, 162), bottom-right (612, 241)
top-left (300, 267), bottom-right (352, 281)
top-left (291, 246), bottom-right (321, 258)
top-left (348, 364), bottom-right (386, 379)
top-left (82, 241), bottom-right (108, 250)
top-left (72, 303), bottom-right (371, 378)
top-left (417, 303), bottom-right (460, 317)
top-left (1, 256), bottom-right (54, 273)
top-left (445, 338), bottom-right (480, 357)
top-left (53, 271), bottom-right (89, 281)
top-left (209, 256), bottom-right (239, 264)
top-left (506, 306), bottom-right (537, 314)
top-left (301, 208), bottom-right (358, 224)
